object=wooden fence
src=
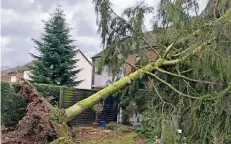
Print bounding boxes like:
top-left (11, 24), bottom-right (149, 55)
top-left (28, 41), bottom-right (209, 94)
top-left (59, 87), bottom-right (118, 126)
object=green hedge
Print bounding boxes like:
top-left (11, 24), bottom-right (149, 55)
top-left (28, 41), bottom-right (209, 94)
top-left (34, 84), bottom-right (61, 105)
top-left (12, 83), bottom-right (61, 105)
top-left (1, 82), bottom-right (28, 128)
top-left (1, 82), bottom-right (61, 128)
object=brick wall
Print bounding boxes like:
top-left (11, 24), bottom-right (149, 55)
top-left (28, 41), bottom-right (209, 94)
top-left (1, 75), bottom-right (9, 82)
top-left (125, 49), bottom-right (158, 76)
top-left (1, 72), bottom-right (24, 82)
top-left (125, 54), bottom-right (136, 76)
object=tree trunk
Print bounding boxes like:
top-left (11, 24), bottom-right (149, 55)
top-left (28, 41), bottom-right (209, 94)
top-left (64, 42), bottom-right (205, 122)
top-left (65, 58), bottom-right (166, 121)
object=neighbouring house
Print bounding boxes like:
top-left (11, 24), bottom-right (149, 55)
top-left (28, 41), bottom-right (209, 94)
top-left (91, 52), bottom-right (124, 89)
top-left (1, 49), bottom-right (92, 89)
top-left (91, 45), bottom-right (158, 88)
top-left (91, 47), bottom-right (158, 124)
top-left (1, 61), bottom-right (34, 83)
top-left (91, 32), bottom-right (159, 124)
top-left (74, 49), bottom-right (92, 89)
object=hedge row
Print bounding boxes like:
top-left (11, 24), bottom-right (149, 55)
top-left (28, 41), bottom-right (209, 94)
top-left (1, 82), bottom-right (28, 128)
top-left (1, 81), bottom-right (61, 128)
top-left (34, 83), bottom-right (61, 105)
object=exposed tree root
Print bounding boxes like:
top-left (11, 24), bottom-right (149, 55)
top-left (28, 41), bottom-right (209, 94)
top-left (1, 80), bottom-right (71, 144)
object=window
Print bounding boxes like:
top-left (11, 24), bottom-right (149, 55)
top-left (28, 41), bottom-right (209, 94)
top-left (24, 71), bottom-right (31, 80)
top-left (10, 76), bottom-right (17, 82)
top-left (104, 66), bottom-right (113, 76)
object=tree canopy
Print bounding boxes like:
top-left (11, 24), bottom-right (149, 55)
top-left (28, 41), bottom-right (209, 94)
top-left (30, 5), bottom-right (82, 87)
top-left (91, 0), bottom-right (231, 143)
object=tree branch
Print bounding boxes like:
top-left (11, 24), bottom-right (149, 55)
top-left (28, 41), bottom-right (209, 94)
top-left (155, 67), bottom-right (215, 84)
top-left (145, 71), bottom-right (199, 99)
top-left (148, 76), bottom-right (176, 112)
top-left (162, 39), bottom-right (211, 66)
top-left (140, 36), bottom-right (160, 57)
top-left (163, 33), bottom-right (182, 58)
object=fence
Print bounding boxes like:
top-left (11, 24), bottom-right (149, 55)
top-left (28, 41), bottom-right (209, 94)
top-left (59, 87), bottom-right (118, 126)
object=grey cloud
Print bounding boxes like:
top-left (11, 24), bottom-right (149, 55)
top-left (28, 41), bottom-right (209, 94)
top-left (1, 0), bottom-right (38, 12)
top-left (1, 21), bottom-right (39, 38)
top-left (79, 43), bottom-right (101, 58)
top-left (1, 0), bottom-right (101, 67)
top-left (2, 0), bottom-right (88, 12)
top-left (35, 0), bottom-right (87, 11)
top-left (1, 36), bottom-right (35, 67)
top-left (77, 19), bottom-right (98, 37)
top-left (74, 13), bottom-right (98, 37)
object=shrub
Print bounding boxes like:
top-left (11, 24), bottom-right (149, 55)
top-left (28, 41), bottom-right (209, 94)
top-left (34, 84), bottom-right (61, 105)
top-left (1, 82), bottom-right (28, 128)
top-left (13, 83), bottom-right (61, 106)
top-left (1, 81), bottom-right (61, 128)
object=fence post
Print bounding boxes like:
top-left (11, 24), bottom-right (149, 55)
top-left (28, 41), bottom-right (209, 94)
top-left (59, 86), bottom-right (64, 108)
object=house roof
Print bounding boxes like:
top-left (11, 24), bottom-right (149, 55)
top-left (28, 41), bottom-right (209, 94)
top-left (1, 61), bottom-right (35, 77)
top-left (1, 69), bottom-right (9, 77)
top-left (75, 49), bottom-right (92, 65)
top-left (91, 31), bottom-right (157, 59)
top-left (1, 50), bottom-right (91, 77)
top-left (92, 51), bottom-right (102, 58)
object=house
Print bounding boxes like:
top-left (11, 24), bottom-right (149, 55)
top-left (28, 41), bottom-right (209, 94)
top-left (74, 49), bottom-right (92, 89)
top-left (91, 52), bottom-right (124, 89)
top-left (1, 50), bottom-right (92, 89)
top-left (91, 48), bottom-right (158, 123)
top-left (91, 32), bottom-right (159, 124)
top-left (1, 61), bottom-right (34, 82)
top-left (91, 36), bottom-right (159, 88)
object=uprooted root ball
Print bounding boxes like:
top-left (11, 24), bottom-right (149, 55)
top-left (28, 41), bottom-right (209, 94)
top-left (1, 80), bottom-right (71, 144)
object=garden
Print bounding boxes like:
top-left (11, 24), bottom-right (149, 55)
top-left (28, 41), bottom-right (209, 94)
top-left (1, 0), bottom-right (231, 143)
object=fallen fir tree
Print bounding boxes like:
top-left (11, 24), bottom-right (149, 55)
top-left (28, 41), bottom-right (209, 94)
top-left (2, 0), bottom-right (231, 143)
top-left (65, 3), bottom-right (231, 122)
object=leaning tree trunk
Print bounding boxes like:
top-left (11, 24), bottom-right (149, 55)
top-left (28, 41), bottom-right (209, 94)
top-left (64, 7), bottom-right (231, 122)
top-left (64, 42), bottom-right (204, 121)
top-left (65, 58), bottom-right (166, 121)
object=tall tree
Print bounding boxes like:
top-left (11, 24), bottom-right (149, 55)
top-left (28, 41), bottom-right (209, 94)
top-left (30, 5), bottom-right (82, 87)
top-left (4, 1), bottom-right (230, 143)
top-left (65, 0), bottom-right (231, 143)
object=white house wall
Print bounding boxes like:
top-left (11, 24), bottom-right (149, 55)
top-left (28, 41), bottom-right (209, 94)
top-left (93, 65), bottom-right (113, 86)
top-left (93, 58), bottom-right (125, 87)
top-left (23, 70), bottom-right (31, 80)
top-left (74, 51), bottom-right (92, 89)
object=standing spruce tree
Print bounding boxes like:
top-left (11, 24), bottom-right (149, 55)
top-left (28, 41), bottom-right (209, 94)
top-left (30, 6), bottom-right (82, 87)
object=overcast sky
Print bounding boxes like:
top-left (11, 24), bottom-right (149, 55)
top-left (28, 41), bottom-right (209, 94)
top-left (1, 0), bottom-right (208, 68)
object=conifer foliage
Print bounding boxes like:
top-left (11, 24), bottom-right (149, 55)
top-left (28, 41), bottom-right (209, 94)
top-left (30, 6), bottom-right (82, 87)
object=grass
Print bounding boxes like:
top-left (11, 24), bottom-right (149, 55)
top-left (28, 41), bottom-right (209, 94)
top-left (83, 132), bottom-right (138, 144)
top-left (79, 124), bottom-right (139, 144)
top-left (73, 124), bottom-right (145, 144)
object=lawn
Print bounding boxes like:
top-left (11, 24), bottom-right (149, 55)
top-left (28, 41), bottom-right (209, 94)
top-left (72, 124), bottom-right (145, 144)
